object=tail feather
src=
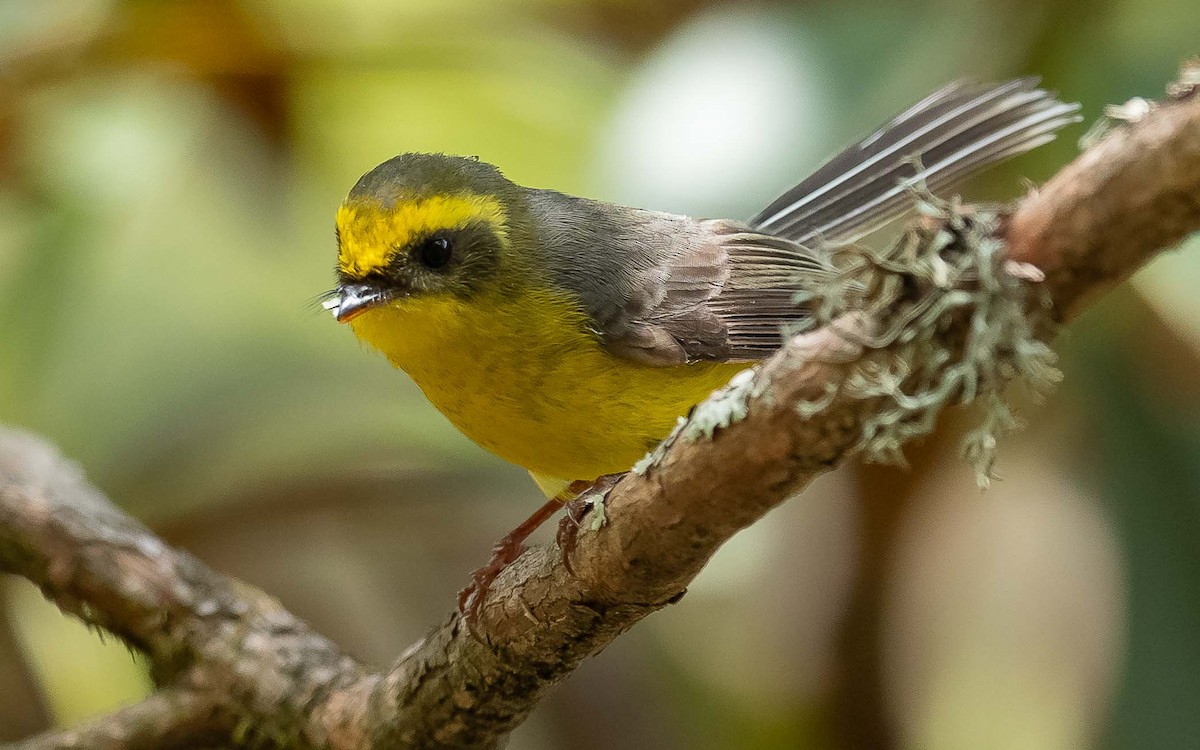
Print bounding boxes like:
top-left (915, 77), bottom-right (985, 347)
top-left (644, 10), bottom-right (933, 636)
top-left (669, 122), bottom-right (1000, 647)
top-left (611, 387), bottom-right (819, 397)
top-left (749, 78), bottom-right (1081, 244)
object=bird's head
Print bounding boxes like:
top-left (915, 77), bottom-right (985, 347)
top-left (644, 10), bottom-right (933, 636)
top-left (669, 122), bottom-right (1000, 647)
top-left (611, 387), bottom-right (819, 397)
top-left (327, 153), bottom-right (525, 323)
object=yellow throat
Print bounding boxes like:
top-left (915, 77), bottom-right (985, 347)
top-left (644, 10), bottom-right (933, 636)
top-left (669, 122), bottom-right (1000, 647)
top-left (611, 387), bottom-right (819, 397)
top-left (348, 288), bottom-right (745, 488)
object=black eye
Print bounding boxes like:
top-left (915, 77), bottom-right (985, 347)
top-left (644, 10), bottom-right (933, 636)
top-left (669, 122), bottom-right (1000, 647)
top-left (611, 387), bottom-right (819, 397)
top-left (415, 236), bottom-right (453, 269)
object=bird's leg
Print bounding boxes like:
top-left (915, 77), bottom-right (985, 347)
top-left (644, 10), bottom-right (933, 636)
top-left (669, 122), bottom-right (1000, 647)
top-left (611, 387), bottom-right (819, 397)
top-left (556, 473), bottom-right (623, 576)
top-left (457, 480), bottom-right (591, 622)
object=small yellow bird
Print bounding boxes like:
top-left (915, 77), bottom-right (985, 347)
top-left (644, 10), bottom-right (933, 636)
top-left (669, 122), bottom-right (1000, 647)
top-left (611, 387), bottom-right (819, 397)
top-left (325, 79), bottom-right (1077, 599)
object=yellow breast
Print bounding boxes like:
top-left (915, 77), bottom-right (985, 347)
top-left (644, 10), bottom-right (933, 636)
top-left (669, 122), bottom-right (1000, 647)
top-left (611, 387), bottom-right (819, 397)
top-left (348, 288), bottom-right (745, 485)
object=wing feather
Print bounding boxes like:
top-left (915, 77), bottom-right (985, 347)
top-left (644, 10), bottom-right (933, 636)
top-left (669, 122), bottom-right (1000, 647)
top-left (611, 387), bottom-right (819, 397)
top-left (750, 78), bottom-right (1080, 244)
top-left (535, 79), bottom-right (1078, 366)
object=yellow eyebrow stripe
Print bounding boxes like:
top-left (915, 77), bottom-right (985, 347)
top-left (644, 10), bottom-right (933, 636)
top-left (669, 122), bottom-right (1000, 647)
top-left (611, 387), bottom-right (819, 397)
top-left (337, 193), bottom-right (508, 277)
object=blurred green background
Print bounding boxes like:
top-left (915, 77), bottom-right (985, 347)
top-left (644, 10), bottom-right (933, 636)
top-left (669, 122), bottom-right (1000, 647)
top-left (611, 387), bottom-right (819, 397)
top-left (1, 1), bottom-right (1198, 748)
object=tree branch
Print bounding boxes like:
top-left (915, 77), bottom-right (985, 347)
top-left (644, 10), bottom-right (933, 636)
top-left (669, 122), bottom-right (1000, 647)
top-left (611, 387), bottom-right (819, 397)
top-left (1007, 77), bottom-right (1200, 317)
top-left (8, 689), bottom-right (232, 750)
top-left (3, 64), bottom-right (1198, 749)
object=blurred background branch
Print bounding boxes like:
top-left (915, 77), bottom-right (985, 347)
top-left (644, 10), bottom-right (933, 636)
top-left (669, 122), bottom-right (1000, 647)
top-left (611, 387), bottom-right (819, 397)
top-left (3, 2), bottom-right (1200, 749)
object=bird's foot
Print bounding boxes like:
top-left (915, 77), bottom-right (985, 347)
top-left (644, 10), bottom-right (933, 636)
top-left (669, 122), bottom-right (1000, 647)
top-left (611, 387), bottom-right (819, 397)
top-left (556, 473), bottom-right (622, 576)
top-left (457, 474), bottom-right (623, 630)
top-left (457, 496), bottom-right (564, 627)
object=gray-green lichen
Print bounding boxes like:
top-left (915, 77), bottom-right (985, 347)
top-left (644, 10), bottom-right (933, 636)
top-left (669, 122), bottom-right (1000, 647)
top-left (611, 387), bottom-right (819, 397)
top-left (1079, 97), bottom-right (1153, 150)
top-left (790, 193), bottom-right (1060, 487)
top-left (680, 368), bottom-right (759, 441)
top-left (631, 417), bottom-right (686, 475)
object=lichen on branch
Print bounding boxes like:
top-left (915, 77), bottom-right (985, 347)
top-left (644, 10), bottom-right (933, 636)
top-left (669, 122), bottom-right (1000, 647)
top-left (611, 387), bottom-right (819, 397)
top-left (783, 195), bottom-right (1061, 485)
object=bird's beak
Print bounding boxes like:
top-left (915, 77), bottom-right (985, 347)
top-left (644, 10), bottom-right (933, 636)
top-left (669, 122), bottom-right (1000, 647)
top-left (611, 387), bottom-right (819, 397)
top-left (324, 283), bottom-right (388, 323)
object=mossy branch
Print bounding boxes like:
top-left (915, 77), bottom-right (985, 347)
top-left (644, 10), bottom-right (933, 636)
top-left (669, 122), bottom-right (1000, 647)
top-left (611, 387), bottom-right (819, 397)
top-left (3, 61), bottom-right (1200, 749)
top-left (785, 195), bottom-right (1060, 485)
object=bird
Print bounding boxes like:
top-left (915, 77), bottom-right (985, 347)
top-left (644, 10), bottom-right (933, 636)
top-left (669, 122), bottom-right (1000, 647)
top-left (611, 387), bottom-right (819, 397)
top-left (324, 78), bottom-right (1079, 609)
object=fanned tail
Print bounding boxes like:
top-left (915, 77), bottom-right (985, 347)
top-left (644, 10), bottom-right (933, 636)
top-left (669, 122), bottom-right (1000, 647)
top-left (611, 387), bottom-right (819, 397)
top-left (749, 78), bottom-right (1081, 244)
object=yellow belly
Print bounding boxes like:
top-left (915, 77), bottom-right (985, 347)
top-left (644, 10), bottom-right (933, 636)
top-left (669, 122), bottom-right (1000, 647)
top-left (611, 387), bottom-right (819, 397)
top-left (348, 288), bottom-right (745, 484)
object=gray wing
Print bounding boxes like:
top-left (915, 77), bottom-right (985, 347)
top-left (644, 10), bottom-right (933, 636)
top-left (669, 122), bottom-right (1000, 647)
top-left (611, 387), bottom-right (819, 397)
top-left (528, 190), bottom-right (814, 366)
top-left (594, 219), bottom-right (823, 365)
top-left (530, 79), bottom-right (1079, 366)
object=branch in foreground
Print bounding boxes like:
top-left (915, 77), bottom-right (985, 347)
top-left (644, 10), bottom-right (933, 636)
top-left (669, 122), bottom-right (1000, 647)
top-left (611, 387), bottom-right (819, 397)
top-left (2, 66), bottom-right (1199, 749)
top-left (5, 689), bottom-right (230, 750)
top-left (0, 430), bottom-right (365, 748)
